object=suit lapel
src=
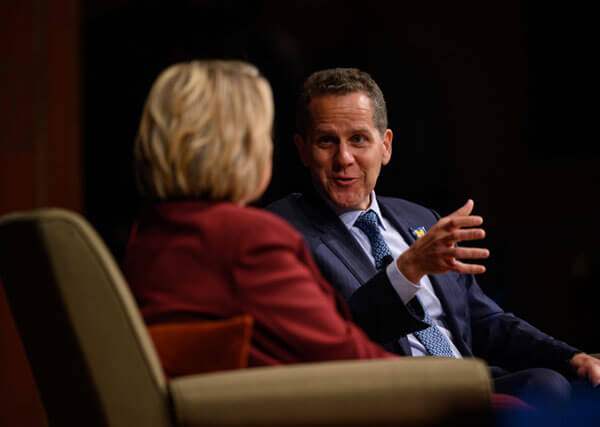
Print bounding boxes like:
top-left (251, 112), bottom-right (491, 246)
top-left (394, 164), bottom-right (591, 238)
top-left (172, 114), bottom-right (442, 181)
top-left (299, 192), bottom-right (376, 285)
top-left (378, 199), bottom-right (419, 245)
top-left (322, 232), bottom-right (376, 285)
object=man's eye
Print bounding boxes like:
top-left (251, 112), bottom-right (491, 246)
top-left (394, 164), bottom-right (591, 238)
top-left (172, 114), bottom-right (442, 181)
top-left (317, 136), bottom-right (334, 145)
top-left (351, 135), bottom-right (367, 143)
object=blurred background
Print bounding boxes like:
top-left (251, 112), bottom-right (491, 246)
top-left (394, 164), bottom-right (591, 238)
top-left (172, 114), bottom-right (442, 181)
top-left (1, 0), bottom-right (599, 424)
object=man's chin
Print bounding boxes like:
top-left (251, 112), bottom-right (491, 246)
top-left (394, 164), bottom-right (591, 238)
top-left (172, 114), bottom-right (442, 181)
top-left (314, 180), bottom-right (368, 210)
top-left (328, 194), bottom-right (366, 211)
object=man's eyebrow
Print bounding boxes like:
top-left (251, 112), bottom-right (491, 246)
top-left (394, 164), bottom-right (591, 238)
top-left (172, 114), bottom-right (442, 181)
top-left (311, 128), bottom-right (335, 136)
top-left (313, 127), bottom-right (372, 134)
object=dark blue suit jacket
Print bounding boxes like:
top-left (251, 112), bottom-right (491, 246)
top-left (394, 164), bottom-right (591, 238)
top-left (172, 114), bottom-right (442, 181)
top-left (267, 192), bottom-right (580, 375)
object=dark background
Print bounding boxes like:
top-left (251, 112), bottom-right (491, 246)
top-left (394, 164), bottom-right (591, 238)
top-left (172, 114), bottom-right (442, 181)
top-left (82, 1), bottom-right (600, 352)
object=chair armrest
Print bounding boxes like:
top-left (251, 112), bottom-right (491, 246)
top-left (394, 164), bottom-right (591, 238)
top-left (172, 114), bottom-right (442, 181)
top-left (169, 357), bottom-right (492, 426)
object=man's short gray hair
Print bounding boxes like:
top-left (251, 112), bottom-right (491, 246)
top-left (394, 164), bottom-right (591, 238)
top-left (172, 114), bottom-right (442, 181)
top-left (296, 68), bottom-right (388, 136)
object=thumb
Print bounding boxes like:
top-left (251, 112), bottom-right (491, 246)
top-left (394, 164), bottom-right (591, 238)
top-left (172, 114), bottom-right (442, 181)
top-left (449, 199), bottom-right (474, 217)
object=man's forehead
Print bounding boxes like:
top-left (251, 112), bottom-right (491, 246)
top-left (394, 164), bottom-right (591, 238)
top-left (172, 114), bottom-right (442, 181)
top-left (307, 92), bottom-right (376, 132)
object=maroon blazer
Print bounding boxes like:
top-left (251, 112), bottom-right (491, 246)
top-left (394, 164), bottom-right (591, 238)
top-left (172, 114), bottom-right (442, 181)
top-left (124, 200), bottom-right (394, 366)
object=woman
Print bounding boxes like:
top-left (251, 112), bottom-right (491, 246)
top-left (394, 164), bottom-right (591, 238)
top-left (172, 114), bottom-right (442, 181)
top-left (124, 60), bottom-right (394, 366)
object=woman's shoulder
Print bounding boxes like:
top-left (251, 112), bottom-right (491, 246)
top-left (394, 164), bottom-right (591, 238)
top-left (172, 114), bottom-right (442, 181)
top-left (206, 204), bottom-right (306, 258)
top-left (144, 200), bottom-right (303, 246)
top-left (220, 204), bottom-right (301, 237)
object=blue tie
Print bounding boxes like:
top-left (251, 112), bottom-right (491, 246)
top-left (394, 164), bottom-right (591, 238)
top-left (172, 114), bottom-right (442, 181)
top-left (354, 210), bottom-right (455, 357)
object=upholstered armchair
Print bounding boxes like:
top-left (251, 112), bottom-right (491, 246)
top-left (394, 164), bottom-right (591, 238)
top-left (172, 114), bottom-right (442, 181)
top-left (0, 208), bottom-right (494, 427)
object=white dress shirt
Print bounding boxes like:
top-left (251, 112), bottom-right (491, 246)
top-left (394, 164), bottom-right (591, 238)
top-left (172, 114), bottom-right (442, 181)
top-left (326, 191), bottom-right (462, 357)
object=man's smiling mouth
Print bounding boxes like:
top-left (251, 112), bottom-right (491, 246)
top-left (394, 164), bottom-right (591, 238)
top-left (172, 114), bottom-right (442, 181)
top-left (332, 176), bottom-right (358, 186)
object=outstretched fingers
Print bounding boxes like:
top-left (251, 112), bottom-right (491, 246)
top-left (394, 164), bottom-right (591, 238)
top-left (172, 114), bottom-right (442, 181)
top-left (451, 260), bottom-right (487, 275)
top-left (449, 199), bottom-right (474, 217)
top-left (401, 199), bottom-right (490, 279)
top-left (442, 246), bottom-right (489, 275)
top-left (446, 228), bottom-right (486, 243)
top-left (453, 246), bottom-right (490, 259)
top-left (441, 215), bottom-right (483, 231)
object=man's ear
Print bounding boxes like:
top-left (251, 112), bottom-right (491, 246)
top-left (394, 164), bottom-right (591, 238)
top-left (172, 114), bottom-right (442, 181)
top-left (381, 129), bottom-right (393, 165)
top-left (294, 133), bottom-right (310, 167)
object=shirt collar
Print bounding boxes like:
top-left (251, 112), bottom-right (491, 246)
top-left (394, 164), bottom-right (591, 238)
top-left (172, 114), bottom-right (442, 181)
top-left (318, 189), bottom-right (386, 231)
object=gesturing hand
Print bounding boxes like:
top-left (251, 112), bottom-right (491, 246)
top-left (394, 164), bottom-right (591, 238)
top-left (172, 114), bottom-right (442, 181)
top-left (397, 199), bottom-right (490, 284)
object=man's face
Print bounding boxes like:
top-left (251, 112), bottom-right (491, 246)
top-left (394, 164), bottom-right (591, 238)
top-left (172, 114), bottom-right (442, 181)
top-left (295, 92), bottom-right (392, 210)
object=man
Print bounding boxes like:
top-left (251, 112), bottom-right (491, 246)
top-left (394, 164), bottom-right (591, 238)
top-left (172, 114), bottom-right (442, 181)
top-left (267, 67), bottom-right (600, 402)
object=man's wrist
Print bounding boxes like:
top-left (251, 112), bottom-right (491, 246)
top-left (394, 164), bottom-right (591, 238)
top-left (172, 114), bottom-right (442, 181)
top-left (397, 251), bottom-right (423, 284)
top-left (386, 258), bottom-right (421, 304)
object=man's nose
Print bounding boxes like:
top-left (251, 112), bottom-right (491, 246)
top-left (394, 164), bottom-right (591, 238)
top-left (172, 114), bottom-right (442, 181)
top-left (333, 142), bottom-right (354, 168)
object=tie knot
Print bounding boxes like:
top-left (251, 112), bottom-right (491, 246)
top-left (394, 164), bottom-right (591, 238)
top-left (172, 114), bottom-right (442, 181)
top-left (355, 210), bottom-right (391, 270)
top-left (355, 210), bottom-right (379, 234)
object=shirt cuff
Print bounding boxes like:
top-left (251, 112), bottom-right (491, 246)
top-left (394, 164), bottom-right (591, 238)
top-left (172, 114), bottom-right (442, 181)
top-left (385, 257), bottom-right (421, 304)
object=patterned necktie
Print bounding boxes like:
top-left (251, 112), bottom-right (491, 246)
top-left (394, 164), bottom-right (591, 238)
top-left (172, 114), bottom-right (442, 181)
top-left (354, 210), bottom-right (393, 270)
top-left (354, 209), bottom-right (455, 357)
top-left (411, 297), bottom-right (455, 357)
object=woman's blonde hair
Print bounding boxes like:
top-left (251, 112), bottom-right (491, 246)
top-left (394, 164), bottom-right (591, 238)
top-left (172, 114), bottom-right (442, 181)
top-left (134, 60), bottom-right (274, 202)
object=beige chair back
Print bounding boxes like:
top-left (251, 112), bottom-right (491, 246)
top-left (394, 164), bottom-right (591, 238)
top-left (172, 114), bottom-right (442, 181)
top-left (0, 209), bottom-right (172, 427)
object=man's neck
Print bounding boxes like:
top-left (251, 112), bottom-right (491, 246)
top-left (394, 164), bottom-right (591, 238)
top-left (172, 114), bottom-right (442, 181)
top-left (311, 186), bottom-right (383, 230)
